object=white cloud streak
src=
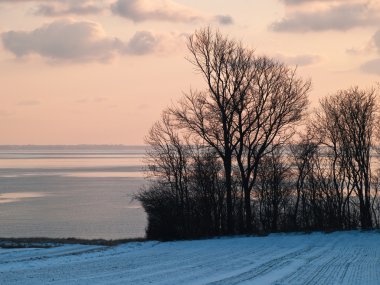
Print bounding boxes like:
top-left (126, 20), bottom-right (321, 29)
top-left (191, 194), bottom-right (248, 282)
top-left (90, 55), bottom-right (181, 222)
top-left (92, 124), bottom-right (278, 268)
top-left (276, 54), bottom-right (321, 66)
top-left (361, 29), bottom-right (380, 74)
top-left (111, 0), bottom-right (233, 25)
top-left (361, 58), bottom-right (380, 74)
top-left (1, 19), bottom-right (186, 63)
top-left (17, 100), bottom-right (41, 106)
top-left (272, 2), bottom-right (380, 32)
top-left (280, 0), bottom-right (348, 5)
top-left (0, 0), bottom-right (109, 16)
top-left (111, 0), bottom-right (203, 23)
top-left (34, 1), bottom-right (106, 16)
top-left (2, 19), bottom-right (119, 62)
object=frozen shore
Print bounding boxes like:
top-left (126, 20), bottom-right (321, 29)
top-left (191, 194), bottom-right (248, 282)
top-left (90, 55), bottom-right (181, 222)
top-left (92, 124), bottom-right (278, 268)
top-left (1, 231), bottom-right (379, 284)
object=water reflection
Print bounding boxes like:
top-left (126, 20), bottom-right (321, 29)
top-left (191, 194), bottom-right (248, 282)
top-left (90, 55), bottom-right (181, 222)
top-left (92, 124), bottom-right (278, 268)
top-left (0, 146), bottom-right (148, 239)
top-left (0, 192), bottom-right (47, 204)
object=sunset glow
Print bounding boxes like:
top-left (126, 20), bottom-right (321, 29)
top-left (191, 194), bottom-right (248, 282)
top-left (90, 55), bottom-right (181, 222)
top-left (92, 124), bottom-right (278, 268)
top-left (1, 0), bottom-right (379, 144)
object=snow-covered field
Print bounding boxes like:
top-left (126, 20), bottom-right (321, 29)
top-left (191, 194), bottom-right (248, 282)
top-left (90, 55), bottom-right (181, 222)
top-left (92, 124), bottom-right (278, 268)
top-left (1, 231), bottom-right (380, 285)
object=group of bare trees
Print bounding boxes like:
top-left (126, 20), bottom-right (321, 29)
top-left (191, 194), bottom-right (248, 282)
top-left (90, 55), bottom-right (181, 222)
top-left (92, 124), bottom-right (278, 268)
top-left (303, 88), bottom-right (379, 230)
top-left (136, 28), bottom-right (380, 240)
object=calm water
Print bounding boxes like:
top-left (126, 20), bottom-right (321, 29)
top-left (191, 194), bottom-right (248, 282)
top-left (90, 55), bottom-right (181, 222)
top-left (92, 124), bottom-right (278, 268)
top-left (0, 145), bottom-right (147, 239)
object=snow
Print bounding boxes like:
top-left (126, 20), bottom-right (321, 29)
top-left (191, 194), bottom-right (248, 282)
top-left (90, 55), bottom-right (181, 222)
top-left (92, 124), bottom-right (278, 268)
top-left (1, 231), bottom-right (380, 284)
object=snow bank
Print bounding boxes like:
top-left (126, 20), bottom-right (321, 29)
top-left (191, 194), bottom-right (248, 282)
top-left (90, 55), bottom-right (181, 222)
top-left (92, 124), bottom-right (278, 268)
top-left (1, 231), bottom-right (379, 284)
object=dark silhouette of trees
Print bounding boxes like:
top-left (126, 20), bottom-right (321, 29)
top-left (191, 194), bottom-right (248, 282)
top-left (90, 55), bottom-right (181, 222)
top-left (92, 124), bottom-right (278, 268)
top-left (290, 130), bottom-right (319, 229)
top-left (315, 87), bottom-right (377, 229)
top-left (233, 57), bottom-right (310, 232)
top-left (137, 28), bottom-right (380, 240)
top-left (170, 28), bottom-right (309, 234)
top-left (284, 87), bottom-right (379, 232)
top-left (171, 28), bottom-right (255, 234)
top-left (254, 146), bottom-right (292, 232)
top-left (140, 112), bottom-right (191, 239)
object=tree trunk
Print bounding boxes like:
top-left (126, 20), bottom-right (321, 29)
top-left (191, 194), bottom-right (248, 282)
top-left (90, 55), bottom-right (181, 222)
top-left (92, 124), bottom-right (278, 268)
top-left (244, 183), bottom-right (252, 233)
top-left (224, 157), bottom-right (233, 234)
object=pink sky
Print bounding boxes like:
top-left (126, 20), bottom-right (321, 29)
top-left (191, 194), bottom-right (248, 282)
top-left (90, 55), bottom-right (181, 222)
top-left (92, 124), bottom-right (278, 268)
top-left (1, 0), bottom-right (379, 145)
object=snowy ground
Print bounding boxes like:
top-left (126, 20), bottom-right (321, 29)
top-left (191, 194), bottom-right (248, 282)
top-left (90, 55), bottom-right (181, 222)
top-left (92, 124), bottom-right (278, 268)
top-left (1, 231), bottom-right (380, 285)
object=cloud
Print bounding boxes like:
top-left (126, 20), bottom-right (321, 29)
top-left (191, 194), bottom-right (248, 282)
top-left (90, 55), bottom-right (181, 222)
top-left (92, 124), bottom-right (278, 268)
top-left (281, 0), bottom-right (313, 4)
top-left (0, 110), bottom-right (12, 117)
top-left (272, 2), bottom-right (379, 32)
top-left (276, 54), bottom-right (321, 66)
top-left (122, 31), bottom-right (187, 55)
top-left (94, 97), bottom-right (107, 102)
top-left (214, 15), bottom-right (234, 25)
top-left (361, 29), bottom-right (380, 74)
top-left (112, 0), bottom-right (202, 23)
top-left (280, 0), bottom-right (348, 5)
top-left (2, 19), bottom-right (120, 62)
top-left (372, 29), bottom-right (380, 53)
top-left (75, 98), bottom-right (88, 103)
top-left (0, 0), bottom-right (234, 24)
top-left (124, 31), bottom-right (158, 55)
top-left (347, 28), bottom-right (380, 55)
top-left (0, 0), bottom-right (48, 1)
top-left (17, 100), bottom-right (41, 106)
top-left (33, 0), bottom-right (109, 16)
top-left (1, 19), bottom-right (186, 62)
top-left (0, 0), bottom-right (109, 16)
top-left (111, 0), bottom-right (233, 25)
top-left (138, 103), bottom-right (149, 110)
top-left (361, 58), bottom-right (380, 74)
top-left (346, 46), bottom-right (372, 56)
top-left (35, 3), bottom-right (102, 16)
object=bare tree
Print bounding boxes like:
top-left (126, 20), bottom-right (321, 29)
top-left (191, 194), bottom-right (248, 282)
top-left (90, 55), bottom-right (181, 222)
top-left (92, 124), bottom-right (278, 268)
top-left (143, 111), bottom-right (192, 238)
top-left (234, 57), bottom-right (310, 232)
top-left (189, 145), bottom-right (226, 235)
top-left (138, 29), bottom-right (380, 240)
top-left (316, 87), bottom-right (378, 229)
top-left (255, 146), bottom-right (292, 232)
top-left (290, 129), bottom-right (319, 229)
top-left (140, 111), bottom-right (228, 239)
top-left (171, 27), bottom-right (255, 233)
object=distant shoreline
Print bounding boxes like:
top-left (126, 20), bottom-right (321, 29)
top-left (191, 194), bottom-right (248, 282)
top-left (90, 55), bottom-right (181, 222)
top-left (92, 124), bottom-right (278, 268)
top-left (0, 145), bottom-right (148, 150)
top-left (0, 237), bottom-right (146, 248)
top-left (2, 229), bottom-right (373, 249)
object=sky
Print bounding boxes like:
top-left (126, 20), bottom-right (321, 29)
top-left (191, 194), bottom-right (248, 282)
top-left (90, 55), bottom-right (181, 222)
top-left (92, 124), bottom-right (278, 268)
top-left (1, 0), bottom-right (380, 145)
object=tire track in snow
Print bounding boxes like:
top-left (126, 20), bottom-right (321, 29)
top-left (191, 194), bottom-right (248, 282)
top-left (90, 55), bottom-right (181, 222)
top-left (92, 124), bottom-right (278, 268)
top-left (206, 246), bottom-right (314, 285)
top-left (0, 245), bottom-right (108, 265)
top-left (277, 236), bottom-right (380, 285)
top-left (1, 231), bottom-right (380, 285)
top-left (105, 240), bottom-right (275, 284)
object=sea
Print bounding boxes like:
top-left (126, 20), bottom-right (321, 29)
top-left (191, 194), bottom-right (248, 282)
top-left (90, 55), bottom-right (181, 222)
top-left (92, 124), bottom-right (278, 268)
top-left (0, 145), bottom-right (147, 239)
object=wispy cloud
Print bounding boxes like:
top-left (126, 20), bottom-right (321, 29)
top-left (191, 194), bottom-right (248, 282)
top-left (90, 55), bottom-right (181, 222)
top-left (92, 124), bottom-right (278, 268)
top-left (1, 19), bottom-right (186, 63)
top-left (272, 2), bottom-right (379, 32)
top-left (111, 0), bottom-right (233, 25)
top-left (111, 0), bottom-right (203, 23)
top-left (94, 97), bottom-right (107, 103)
top-left (122, 31), bottom-right (187, 55)
top-left (0, 0), bottom-right (234, 24)
top-left (279, 0), bottom-right (349, 5)
top-left (34, 1), bottom-right (107, 16)
top-left (214, 15), bottom-right (234, 25)
top-left (361, 58), bottom-right (380, 74)
top-left (123, 31), bottom-right (158, 55)
top-left (0, 110), bottom-right (12, 117)
top-left (371, 29), bottom-right (380, 53)
top-left (0, 0), bottom-right (109, 16)
top-left (17, 100), bottom-right (41, 106)
top-left (0, 0), bottom-right (45, 2)
top-left (2, 19), bottom-right (120, 62)
top-left (361, 29), bottom-right (380, 74)
top-left (275, 54), bottom-right (321, 66)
